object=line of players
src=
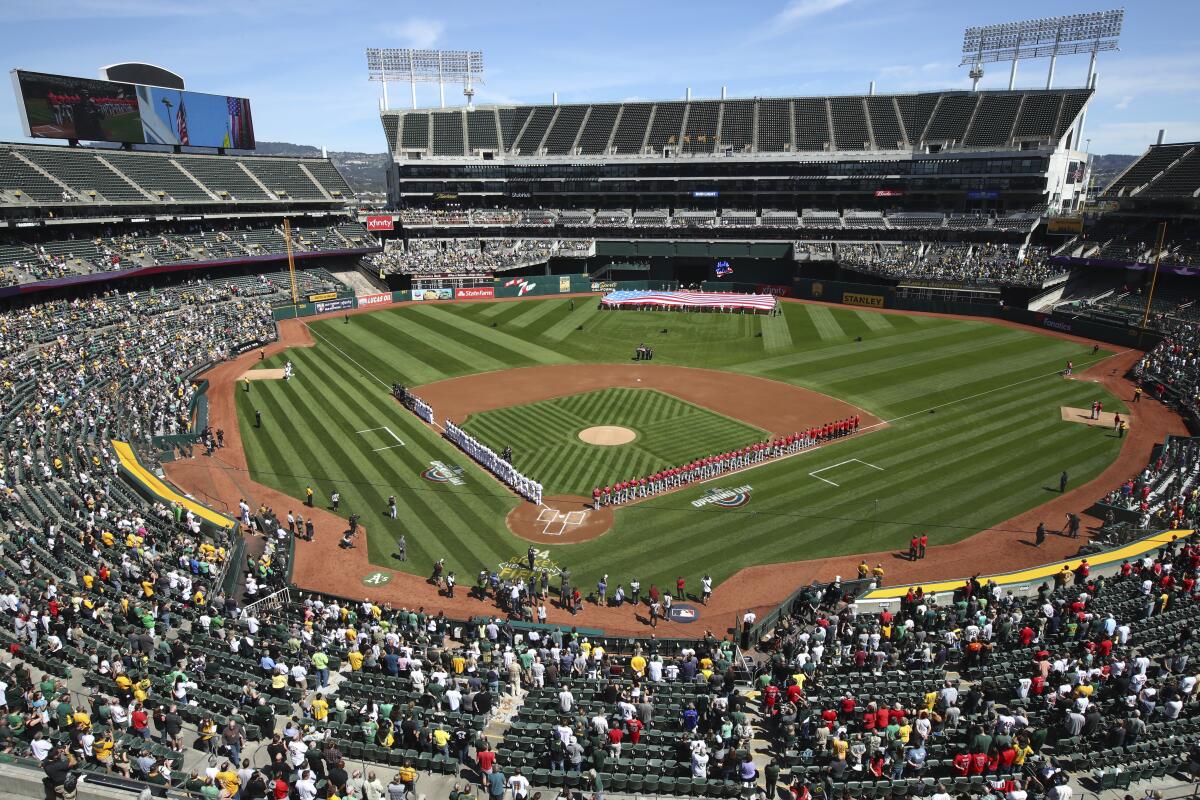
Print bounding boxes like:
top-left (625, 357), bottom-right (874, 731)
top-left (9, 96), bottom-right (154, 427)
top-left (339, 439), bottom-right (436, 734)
top-left (592, 415), bottom-right (861, 508)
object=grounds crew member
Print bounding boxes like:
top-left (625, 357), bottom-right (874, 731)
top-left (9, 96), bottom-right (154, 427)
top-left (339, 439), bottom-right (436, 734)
top-left (305, 485), bottom-right (314, 507)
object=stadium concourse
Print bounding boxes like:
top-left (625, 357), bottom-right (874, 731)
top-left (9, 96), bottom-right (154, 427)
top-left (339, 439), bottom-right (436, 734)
top-left (162, 297), bottom-right (1190, 639)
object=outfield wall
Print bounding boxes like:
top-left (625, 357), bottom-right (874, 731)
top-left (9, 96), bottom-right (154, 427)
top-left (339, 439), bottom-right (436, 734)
top-left (790, 277), bottom-right (1165, 350)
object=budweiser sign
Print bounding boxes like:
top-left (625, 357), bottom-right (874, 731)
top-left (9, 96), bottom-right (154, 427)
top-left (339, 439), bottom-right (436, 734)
top-left (365, 215), bottom-right (394, 231)
top-left (357, 292), bottom-right (393, 308)
top-left (456, 286), bottom-right (495, 299)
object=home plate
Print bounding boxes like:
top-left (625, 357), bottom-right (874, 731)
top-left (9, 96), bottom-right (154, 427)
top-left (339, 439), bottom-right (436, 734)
top-left (1060, 407), bottom-right (1128, 429)
top-left (241, 369), bottom-right (287, 381)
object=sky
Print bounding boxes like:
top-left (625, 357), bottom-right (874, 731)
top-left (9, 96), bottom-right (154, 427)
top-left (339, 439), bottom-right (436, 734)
top-left (1, 0), bottom-right (1198, 155)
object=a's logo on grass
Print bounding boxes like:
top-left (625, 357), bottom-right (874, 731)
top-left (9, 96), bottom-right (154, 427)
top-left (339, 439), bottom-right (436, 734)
top-left (362, 572), bottom-right (392, 586)
top-left (669, 604), bottom-right (700, 623)
top-left (422, 461), bottom-right (465, 485)
top-left (692, 485), bottom-right (753, 509)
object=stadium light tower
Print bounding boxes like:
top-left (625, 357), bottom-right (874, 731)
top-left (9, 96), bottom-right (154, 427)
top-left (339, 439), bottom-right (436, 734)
top-left (960, 9), bottom-right (1123, 91)
top-left (366, 48), bottom-right (485, 111)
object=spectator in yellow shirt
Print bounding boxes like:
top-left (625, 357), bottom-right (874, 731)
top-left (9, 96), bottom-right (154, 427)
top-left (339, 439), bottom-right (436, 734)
top-left (310, 694), bottom-right (329, 722)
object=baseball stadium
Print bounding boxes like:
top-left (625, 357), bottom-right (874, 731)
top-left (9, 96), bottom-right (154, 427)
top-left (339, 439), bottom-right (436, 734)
top-left (1, 6), bottom-right (1199, 800)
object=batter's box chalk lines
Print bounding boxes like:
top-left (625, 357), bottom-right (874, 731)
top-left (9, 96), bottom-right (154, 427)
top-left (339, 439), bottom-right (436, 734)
top-left (809, 458), bottom-right (885, 487)
top-left (536, 508), bottom-right (588, 536)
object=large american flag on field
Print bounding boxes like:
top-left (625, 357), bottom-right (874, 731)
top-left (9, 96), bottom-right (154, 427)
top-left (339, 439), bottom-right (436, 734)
top-left (601, 290), bottom-right (777, 311)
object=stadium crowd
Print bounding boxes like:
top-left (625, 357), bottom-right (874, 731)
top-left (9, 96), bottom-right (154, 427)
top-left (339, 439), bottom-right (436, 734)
top-left (366, 239), bottom-right (591, 277)
top-left (838, 243), bottom-right (1061, 288)
top-left (0, 261), bottom-right (1193, 800)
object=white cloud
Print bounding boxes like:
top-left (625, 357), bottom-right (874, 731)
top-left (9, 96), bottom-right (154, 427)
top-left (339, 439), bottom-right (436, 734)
top-left (1114, 96), bottom-right (1133, 111)
top-left (383, 18), bottom-right (444, 49)
top-left (775, 0), bottom-right (854, 26)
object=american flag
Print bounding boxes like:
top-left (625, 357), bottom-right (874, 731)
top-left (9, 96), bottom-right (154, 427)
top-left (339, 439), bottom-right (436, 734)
top-left (602, 290), bottom-right (777, 311)
top-left (175, 97), bottom-right (189, 146)
top-left (228, 97), bottom-right (249, 149)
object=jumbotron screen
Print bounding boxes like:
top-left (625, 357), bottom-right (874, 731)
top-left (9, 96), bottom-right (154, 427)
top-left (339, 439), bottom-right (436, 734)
top-left (10, 69), bottom-right (255, 149)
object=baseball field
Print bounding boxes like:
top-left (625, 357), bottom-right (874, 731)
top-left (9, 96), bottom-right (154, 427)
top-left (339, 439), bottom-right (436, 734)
top-left (235, 297), bottom-right (1127, 593)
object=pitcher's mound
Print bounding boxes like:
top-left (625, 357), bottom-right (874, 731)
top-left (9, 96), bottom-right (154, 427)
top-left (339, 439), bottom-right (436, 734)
top-left (578, 425), bottom-right (637, 445)
top-left (1060, 407), bottom-right (1128, 429)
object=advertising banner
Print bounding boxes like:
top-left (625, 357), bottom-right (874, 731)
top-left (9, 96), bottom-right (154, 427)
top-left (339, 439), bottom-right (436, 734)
top-left (11, 70), bottom-right (255, 148)
top-left (755, 284), bottom-right (792, 297)
top-left (314, 297), bottom-right (355, 314)
top-left (356, 292), bottom-right (393, 308)
top-left (558, 276), bottom-right (571, 293)
top-left (591, 280), bottom-right (618, 292)
top-left (843, 292), bottom-right (886, 308)
top-left (308, 291), bottom-right (337, 302)
top-left (413, 287), bottom-right (453, 301)
top-left (365, 215), bottom-right (395, 232)
top-left (456, 286), bottom-right (494, 299)
top-left (1047, 217), bottom-right (1084, 234)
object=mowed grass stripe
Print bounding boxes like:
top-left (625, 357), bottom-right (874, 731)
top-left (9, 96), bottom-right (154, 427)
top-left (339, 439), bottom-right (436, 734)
top-left (760, 312), bottom-right (794, 353)
top-left (542, 301), bottom-right (599, 341)
top-left (408, 304), bottom-right (570, 364)
top-left (508, 298), bottom-right (567, 328)
top-left (388, 307), bottom-right (539, 369)
top-left (320, 315), bottom-right (453, 385)
top-left (740, 319), bottom-right (976, 373)
top-left (767, 325), bottom-right (1015, 385)
top-left (854, 309), bottom-right (895, 333)
top-left (806, 305), bottom-right (847, 341)
top-left (478, 302), bottom-right (511, 318)
top-left (300, 345), bottom-right (513, 571)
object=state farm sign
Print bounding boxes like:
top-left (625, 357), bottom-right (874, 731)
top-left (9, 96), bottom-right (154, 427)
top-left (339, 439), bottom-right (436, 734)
top-left (365, 215), bottom-right (394, 231)
top-left (456, 286), bottom-right (495, 299)
top-left (357, 292), bottom-right (393, 308)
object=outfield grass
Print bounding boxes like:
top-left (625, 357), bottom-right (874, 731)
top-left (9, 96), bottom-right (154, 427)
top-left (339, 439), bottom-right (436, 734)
top-left (459, 387), bottom-right (767, 496)
top-left (236, 298), bottom-right (1128, 593)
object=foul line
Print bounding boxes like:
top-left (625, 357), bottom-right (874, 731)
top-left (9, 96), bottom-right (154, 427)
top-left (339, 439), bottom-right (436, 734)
top-left (809, 458), bottom-right (886, 487)
top-left (308, 325), bottom-right (390, 389)
top-left (309, 323), bottom-right (448, 434)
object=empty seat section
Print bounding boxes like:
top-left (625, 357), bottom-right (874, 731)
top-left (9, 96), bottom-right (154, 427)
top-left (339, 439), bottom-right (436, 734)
top-left (1012, 93), bottom-right (1061, 139)
top-left (577, 105), bottom-right (619, 155)
top-left (178, 157), bottom-right (269, 200)
top-left (543, 106), bottom-right (587, 155)
top-left (718, 100), bottom-right (754, 152)
top-left (24, 148), bottom-right (145, 201)
top-left (0, 149), bottom-right (69, 202)
top-left (793, 99), bottom-right (831, 151)
top-left (243, 160), bottom-right (325, 199)
top-left (895, 93), bottom-right (940, 143)
top-left (1104, 145), bottom-right (1192, 196)
top-left (431, 111), bottom-right (464, 156)
top-left (465, 110), bottom-right (500, 152)
top-left (865, 96), bottom-right (904, 149)
top-left (515, 107), bottom-right (556, 155)
top-left (498, 108), bottom-right (533, 153)
top-left (964, 93), bottom-right (1021, 147)
top-left (829, 97), bottom-right (870, 150)
top-left (101, 152), bottom-right (210, 201)
top-left (400, 113), bottom-right (429, 151)
top-left (305, 161), bottom-right (352, 197)
top-left (757, 99), bottom-right (791, 152)
top-left (924, 94), bottom-right (978, 142)
top-left (1055, 90), bottom-right (1092, 139)
top-left (612, 103), bottom-right (652, 154)
top-left (647, 102), bottom-right (686, 151)
top-left (681, 101), bottom-right (719, 154)
top-left (381, 115), bottom-right (399, 152)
